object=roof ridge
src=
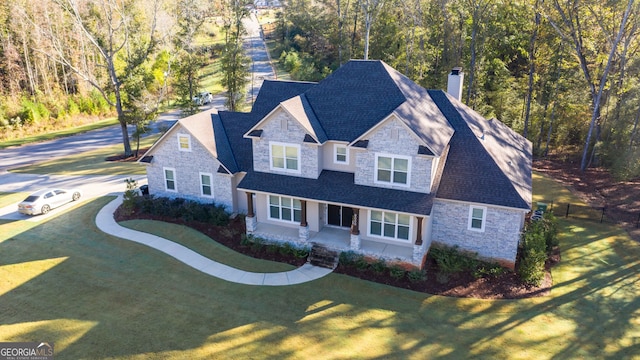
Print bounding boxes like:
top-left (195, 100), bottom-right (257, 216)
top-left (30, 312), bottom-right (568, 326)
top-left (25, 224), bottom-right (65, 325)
top-left (212, 112), bottom-right (240, 173)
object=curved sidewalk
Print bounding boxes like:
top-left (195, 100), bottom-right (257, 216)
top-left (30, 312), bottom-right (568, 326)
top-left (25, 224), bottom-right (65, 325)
top-left (95, 196), bottom-right (333, 286)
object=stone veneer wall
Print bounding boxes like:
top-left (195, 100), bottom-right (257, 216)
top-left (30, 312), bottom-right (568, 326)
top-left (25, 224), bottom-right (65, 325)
top-left (430, 199), bottom-right (525, 269)
top-left (146, 128), bottom-right (235, 211)
top-left (252, 110), bottom-right (320, 179)
top-left (354, 117), bottom-right (433, 193)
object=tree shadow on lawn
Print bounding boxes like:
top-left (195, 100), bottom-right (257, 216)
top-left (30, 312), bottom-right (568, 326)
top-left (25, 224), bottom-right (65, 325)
top-left (1, 197), bottom-right (638, 359)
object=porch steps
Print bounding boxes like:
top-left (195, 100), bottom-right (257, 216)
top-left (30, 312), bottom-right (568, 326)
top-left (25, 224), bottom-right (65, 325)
top-left (307, 243), bottom-right (340, 269)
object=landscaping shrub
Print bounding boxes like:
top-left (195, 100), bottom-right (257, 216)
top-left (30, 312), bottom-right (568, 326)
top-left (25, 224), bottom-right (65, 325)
top-left (294, 247), bottom-right (310, 258)
top-left (517, 220), bottom-right (549, 286)
top-left (338, 250), bottom-right (359, 266)
top-left (279, 242), bottom-right (295, 256)
top-left (355, 256), bottom-right (369, 271)
top-left (371, 258), bottom-right (387, 273)
top-left (389, 265), bottom-right (406, 279)
top-left (408, 269), bottom-right (427, 282)
top-left (130, 195), bottom-right (230, 225)
top-left (430, 246), bottom-right (478, 274)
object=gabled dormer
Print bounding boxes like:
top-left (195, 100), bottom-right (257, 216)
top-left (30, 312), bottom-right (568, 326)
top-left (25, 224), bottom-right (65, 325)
top-left (244, 94), bottom-right (326, 179)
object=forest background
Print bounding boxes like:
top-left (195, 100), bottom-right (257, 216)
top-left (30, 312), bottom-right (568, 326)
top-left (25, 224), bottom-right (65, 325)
top-left (1, 0), bottom-right (639, 179)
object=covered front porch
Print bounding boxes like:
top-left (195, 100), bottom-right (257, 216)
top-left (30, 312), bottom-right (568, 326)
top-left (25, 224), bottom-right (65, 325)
top-left (250, 222), bottom-right (420, 264)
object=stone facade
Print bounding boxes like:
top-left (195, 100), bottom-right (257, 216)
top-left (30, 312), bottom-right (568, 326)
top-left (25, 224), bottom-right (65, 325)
top-left (145, 126), bottom-right (235, 211)
top-left (430, 199), bottom-right (525, 268)
top-left (354, 117), bottom-right (434, 193)
top-left (252, 109), bottom-right (320, 179)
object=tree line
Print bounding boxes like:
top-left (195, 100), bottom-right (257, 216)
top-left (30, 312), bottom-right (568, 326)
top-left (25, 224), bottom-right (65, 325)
top-left (270, 0), bottom-right (640, 178)
top-left (1, 0), bottom-right (639, 179)
top-left (0, 0), bottom-right (250, 156)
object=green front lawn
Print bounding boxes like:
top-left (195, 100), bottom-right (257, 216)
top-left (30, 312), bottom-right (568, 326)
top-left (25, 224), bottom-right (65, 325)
top-left (0, 173), bottom-right (638, 359)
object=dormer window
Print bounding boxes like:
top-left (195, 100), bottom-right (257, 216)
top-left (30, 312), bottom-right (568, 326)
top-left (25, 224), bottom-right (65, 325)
top-left (334, 144), bottom-right (348, 164)
top-left (178, 134), bottom-right (191, 151)
top-left (270, 141), bottom-right (300, 173)
top-left (375, 153), bottom-right (410, 186)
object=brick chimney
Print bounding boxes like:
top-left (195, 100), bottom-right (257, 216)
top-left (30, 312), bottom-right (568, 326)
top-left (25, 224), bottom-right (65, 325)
top-left (447, 67), bottom-right (464, 101)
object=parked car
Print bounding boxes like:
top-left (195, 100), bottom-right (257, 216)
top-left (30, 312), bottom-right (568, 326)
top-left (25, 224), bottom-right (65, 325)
top-left (18, 188), bottom-right (82, 215)
top-left (192, 91), bottom-right (213, 106)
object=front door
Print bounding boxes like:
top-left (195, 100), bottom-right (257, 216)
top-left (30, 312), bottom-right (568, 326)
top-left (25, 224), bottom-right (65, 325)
top-left (327, 205), bottom-right (353, 228)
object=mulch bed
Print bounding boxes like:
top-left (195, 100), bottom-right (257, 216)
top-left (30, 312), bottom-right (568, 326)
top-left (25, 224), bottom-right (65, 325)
top-left (105, 148), bottom-right (151, 162)
top-left (114, 206), bottom-right (553, 299)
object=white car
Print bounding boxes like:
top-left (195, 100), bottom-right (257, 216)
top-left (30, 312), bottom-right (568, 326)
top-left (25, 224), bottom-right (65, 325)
top-left (192, 91), bottom-right (213, 106)
top-left (18, 188), bottom-right (82, 215)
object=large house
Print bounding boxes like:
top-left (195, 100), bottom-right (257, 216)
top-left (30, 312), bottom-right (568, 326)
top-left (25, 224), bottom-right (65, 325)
top-left (140, 60), bottom-right (532, 269)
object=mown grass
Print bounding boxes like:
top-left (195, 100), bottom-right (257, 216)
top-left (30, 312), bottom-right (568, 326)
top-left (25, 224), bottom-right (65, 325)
top-left (10, 134), bottom-right (160, 176)
top-left (120, 219), bottom-right (294, 273)
top-left (0, 172), bottom-right (638, 359)
top-left (0, 118), bottom-right (120, 149)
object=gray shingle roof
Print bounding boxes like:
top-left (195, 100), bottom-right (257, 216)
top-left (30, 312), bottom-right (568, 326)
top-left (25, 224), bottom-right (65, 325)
top-left (214, 112), bottom-right (256, 173)
top-left (303, 60), bottom-right (406, 142)
top-left (237, 170), bottom-right (435, 215)
top-left (428, 90), bottom-right (532, 210)
top-left (251, 80), bottom-right (317, 118)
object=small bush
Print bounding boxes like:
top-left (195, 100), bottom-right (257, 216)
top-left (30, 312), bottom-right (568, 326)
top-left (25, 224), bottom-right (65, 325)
top-left (355, 257), bottom-right (369, 271)
top-left (279, 242), bottom-right (295, 256)
top-left (430, 246), bottom-right (478, 274)
top-left (240, 234), bottom-right (253, 246)
top-left (389, 265), bottom-right (406, 279)
top-left (371, 258), bottom-right (386, 273)
top-left (473, 263), bottom-right (505, 279)
top-left (294, 247), bottom-right (310, 258)
top-left (126, 195), bottom-right (230, 225)
top-left (339, 251), bottom-right (360, 266)
top-left (408, 269), bottom-right (427, 282)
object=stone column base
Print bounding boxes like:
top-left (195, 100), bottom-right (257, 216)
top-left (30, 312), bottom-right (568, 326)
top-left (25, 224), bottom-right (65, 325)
top-left (350, 234), bottom-right (361, 250)
top-left (299, 225), bottom-right (309, 241)
top-left (412, 244), bottom-right (425, 265)
top-left (246, 216), bottom-right (257, 233)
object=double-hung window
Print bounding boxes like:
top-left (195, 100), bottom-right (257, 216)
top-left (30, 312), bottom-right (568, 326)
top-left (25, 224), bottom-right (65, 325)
top-left (164, 167), bottom-right (176, 191)
top-left (178, 134), bottom-right (191, 151)
top-left (334, 144), bottom-right (348, 164)
top-left (200, 172), bottom-right (213, 197)
top-left (270, 142), bottom-right (300, 173)
top-left (468, 206), bottom-right (486, 231)
top-left (269, 195), bottom-right (301, 223)
top-left (369, 210), bottom-right (411, 241)
top-left (375, 154), bottom-right (410, 186)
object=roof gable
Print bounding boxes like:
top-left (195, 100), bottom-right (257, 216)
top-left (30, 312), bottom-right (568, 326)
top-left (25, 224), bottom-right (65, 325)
top-left (279, 94), bottom-right (328, 143)
top-left (142, 109), bottom-right (217, 161)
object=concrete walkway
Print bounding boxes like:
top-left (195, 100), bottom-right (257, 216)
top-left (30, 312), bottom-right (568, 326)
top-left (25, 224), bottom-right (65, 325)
top-left (96, 196), bottom-right (334, 286)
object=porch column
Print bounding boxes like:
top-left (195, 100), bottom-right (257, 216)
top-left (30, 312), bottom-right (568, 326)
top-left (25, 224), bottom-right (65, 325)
top-left (245, 192), bottom-right (257, 233)
top-left (350, 208), bottom-right (361, 250)
top-left (300, 200), bottom-right (308, 227)
top-left (413, 216), bottom-right (425, 266)
top-left (415, 216), bottom-right (423, 245)
top-left (299, 200), bottom-right (309, 241)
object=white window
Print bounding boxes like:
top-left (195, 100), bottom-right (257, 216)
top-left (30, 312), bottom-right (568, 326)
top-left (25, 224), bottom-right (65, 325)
top-left (368, 210), bottom-right (411, 241)
top-left (375, 154), bottom-right (410, 186)
top-left (270, 142), bottom-right (300, 173)
top-left (468, 206), bottom-right (486, 232)
top-left (268, 195), bottom-right (301, 223)
top-left (200, 172), bottom-right (213, 197)
top-left (334, 144), bottom-right (348, 164)
top-left (178, 134), bottom-right (191, 151)
top-left (163, 167), bottom-right (176, 191)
